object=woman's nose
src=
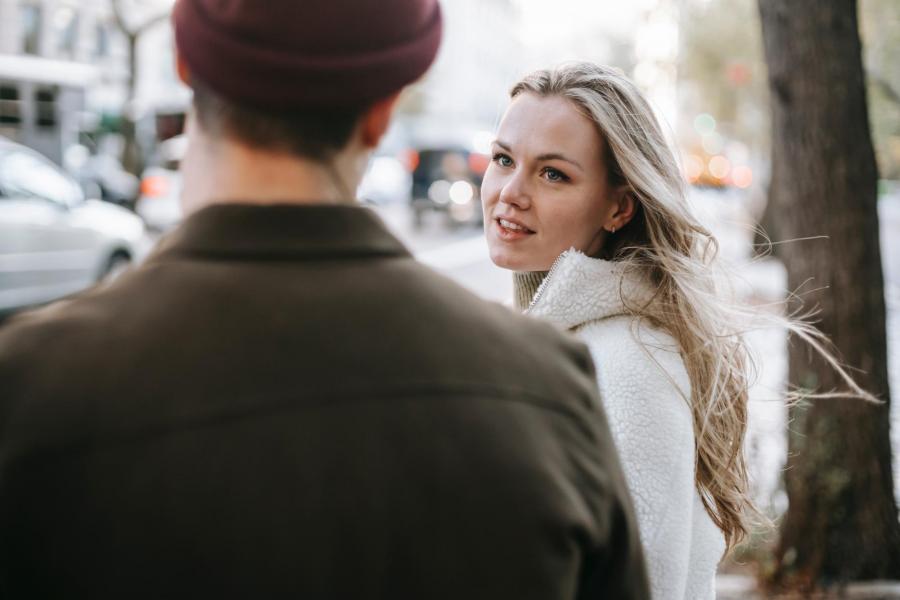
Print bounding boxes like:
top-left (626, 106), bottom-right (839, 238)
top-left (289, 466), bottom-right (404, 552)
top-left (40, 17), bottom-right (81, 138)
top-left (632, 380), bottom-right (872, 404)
top-left (498, 172), bottom-right (531, 210)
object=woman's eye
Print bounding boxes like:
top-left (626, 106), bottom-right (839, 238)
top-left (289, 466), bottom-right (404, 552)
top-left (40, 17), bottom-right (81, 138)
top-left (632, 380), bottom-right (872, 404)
top-left (493, 153), bottom-right (513, 168)
top-left (543, 167), bottom-right (569, 182)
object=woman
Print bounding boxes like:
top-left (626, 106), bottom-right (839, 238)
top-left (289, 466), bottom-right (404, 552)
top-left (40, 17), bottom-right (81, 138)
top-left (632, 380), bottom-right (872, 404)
top-left (481, 63), bottom-right (868, 599)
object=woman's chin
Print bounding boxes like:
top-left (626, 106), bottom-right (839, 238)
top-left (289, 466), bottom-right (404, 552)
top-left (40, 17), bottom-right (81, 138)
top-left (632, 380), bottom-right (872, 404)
top-left (488, 247), bottom-right (542, 272)
top-left (487, 247), bottom-right (517, 271)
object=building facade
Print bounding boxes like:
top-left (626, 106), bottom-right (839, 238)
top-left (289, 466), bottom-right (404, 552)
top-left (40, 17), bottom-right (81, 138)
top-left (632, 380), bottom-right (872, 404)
top-left (0, 0), bottom-right (182, 164)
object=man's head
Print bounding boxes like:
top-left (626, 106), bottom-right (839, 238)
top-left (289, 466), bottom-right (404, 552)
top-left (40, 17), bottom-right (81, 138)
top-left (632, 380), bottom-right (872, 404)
top-left (172, 0), bottom-right (443, 163)
top-left (187, 76), bottom-right (371, 163)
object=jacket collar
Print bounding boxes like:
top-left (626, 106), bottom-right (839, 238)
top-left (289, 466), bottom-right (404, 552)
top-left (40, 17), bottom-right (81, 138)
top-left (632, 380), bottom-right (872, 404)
top-left (525, 250), bottom-right (659, 330)
top-left (152, 203), bottom-right (411, 261)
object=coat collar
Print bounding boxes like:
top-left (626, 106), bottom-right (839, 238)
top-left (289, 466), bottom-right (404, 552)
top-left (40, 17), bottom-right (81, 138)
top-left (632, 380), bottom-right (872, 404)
top-left (525, 250), bottom-right (659, 330)
top-left (152, 203), bottom-right (411, 261)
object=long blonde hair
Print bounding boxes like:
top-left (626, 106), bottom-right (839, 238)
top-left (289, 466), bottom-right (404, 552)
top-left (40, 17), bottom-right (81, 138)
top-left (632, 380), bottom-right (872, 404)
top-left (511, 62), bottom-right (874, 552)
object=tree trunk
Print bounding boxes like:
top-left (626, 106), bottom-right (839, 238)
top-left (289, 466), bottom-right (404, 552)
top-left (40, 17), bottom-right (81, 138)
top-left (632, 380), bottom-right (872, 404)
top-left (110, 1), bottom-right (169, 177)
top-left (757, 0), bottom-right (900, 589)
top-left (120, 33), bottom-right (142, 176)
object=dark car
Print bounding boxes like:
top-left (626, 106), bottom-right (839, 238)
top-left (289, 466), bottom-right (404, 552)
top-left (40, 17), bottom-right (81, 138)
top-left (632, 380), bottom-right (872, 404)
top-left (410, 147), bottom-right (490, 229)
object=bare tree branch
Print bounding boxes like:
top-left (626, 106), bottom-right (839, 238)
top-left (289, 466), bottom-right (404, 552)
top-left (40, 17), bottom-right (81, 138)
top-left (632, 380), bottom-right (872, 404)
top-left (110, 0), bottom-right (130, 38)
top-left (111, 0), bottom-right (169, 38)
top-left (135, 12), bottom-right (169, 37)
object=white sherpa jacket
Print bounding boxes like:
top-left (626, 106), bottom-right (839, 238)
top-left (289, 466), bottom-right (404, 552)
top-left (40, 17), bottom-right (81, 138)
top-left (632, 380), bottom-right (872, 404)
top-left (523, 250), bottom-right (725, 600)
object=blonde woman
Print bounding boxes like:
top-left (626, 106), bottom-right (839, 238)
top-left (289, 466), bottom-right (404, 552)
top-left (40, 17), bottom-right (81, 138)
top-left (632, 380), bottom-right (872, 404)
top-left (482, 63), bottom-right (868, 599)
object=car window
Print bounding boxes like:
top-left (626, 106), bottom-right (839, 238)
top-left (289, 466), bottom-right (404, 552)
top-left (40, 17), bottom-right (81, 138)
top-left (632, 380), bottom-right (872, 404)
top-left (0, 148), bottom-right (83, 207)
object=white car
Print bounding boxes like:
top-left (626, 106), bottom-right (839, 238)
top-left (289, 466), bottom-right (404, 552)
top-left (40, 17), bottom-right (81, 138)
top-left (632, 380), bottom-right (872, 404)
top-left (0, 138), bottom-right (148, 315)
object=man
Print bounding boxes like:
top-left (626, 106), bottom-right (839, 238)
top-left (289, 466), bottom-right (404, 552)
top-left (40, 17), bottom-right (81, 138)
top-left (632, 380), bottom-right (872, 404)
top-left (0, 1), bottom-right (648, 597)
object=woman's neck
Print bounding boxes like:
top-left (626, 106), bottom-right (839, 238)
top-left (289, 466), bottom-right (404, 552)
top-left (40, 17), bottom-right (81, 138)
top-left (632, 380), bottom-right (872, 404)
top-left (512, 270), bottom-right (548, 312)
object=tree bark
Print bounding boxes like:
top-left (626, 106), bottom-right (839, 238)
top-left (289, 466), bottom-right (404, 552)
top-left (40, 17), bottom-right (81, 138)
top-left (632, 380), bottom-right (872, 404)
top-left (757, 0), bottom-right (900, 589)
top-left (111, 1), bottom-right (168, 176)
top-left (121, 32), bottom-right (141, 175)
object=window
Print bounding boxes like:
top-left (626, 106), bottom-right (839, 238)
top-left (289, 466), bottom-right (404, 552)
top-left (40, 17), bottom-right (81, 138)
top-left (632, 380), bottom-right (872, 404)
top-left (94, 22), bottom-right (109, 59)
top-left (20, 4), bottom-right (41, 55)
top-left (0, 86), bottom-right (22, 126)
top-left (35, 87), bottom-right (57, 128)
top-left (0, 149), bottom-right (83, 207)
top-left (54, 6), bottom-right (78, 59)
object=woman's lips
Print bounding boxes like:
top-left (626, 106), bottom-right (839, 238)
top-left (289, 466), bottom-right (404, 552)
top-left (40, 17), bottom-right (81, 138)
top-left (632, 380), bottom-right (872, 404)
top-left (495, 217), bottom-right (536, 241)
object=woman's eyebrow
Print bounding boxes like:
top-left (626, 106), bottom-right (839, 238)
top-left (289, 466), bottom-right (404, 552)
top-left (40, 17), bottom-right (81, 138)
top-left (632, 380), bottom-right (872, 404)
top-left (492, 141), bottom-right (584, 172)
top-left (537, 152), bottom-right (584, 172)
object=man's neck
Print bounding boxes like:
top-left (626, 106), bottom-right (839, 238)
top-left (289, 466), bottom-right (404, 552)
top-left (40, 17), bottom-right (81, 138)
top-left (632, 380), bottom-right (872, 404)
top-left (180, 131), bottom-right (366, 216)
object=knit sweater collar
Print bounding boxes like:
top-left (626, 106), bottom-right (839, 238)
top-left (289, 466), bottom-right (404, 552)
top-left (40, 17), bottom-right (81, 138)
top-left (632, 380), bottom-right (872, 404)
top-left (512, 271), bottom-right (548, 312)
top-left (518, 249), bottom-right (658, 330)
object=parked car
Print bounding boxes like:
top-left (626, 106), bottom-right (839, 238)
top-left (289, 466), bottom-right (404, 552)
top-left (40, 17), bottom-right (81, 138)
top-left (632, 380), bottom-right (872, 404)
top-left (0, 138), bottom-right (147, 315)
top-left (410, 147), bottom-right (489, 229)
top-left (135, 135), bottom-right (186, 232)
top-left (76, 152), bottom-right (141, 210)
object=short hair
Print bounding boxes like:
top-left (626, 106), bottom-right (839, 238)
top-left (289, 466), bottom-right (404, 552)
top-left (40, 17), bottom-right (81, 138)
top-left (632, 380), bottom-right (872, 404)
top-left (191, 77), bottom-right (367, 161)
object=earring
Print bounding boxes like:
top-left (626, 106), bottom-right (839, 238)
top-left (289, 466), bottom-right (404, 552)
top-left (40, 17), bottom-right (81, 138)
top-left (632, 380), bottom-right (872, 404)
top-left (609, 225), bottom-right (616, 234)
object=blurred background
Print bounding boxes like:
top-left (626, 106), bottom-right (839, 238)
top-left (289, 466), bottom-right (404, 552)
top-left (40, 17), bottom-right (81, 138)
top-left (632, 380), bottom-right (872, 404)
top-left (0, 0), bottom-right (897, 595)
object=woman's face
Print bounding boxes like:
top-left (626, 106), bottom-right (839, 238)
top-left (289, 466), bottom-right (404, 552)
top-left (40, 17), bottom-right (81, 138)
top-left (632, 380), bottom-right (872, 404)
top-left (482, 93), bottom-right (621, 272)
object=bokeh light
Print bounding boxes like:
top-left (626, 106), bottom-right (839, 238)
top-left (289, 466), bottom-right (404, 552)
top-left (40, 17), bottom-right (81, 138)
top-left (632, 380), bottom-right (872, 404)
top-left (702, 132), bottom-right (725, 155)
top-left (732, 165), bottom-right (753, 188)
top-left (693, 113), bottom-right (717, 135)
top-left (449, 180), bottom-right (474, 205)
top-left (684, 154), bottom-right (705, 182)
top-left (708, 155), bottom-right (731, 179)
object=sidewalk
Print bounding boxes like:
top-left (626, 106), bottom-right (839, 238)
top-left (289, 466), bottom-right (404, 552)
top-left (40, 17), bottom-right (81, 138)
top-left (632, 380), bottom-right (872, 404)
top-left (717, 575), bottom-right (900, 598)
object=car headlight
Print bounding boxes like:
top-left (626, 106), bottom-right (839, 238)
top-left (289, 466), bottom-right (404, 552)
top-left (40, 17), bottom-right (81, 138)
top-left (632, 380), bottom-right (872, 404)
top-left (449, 180), bottom-right (473, 205)
top-left (428, 179), bottom-right (451, 205)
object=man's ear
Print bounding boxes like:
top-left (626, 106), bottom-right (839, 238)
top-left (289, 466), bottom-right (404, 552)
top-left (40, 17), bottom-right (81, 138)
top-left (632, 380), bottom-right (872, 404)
top-left (176, 51), bottom-right (191, 86)
top-left (360, 92), bottom-right (401, 149)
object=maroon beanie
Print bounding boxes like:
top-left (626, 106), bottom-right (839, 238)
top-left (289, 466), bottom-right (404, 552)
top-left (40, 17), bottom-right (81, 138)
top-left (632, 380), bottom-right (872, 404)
top-left (173, 0), bottom-right (443, 110)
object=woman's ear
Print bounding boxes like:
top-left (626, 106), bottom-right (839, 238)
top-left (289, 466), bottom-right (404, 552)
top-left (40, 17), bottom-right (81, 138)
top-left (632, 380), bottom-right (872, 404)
top-left (609, 186), bottom-right (636, 230)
